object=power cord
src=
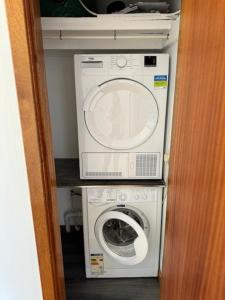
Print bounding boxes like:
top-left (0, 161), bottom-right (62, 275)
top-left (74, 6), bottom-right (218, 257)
top-left (78, 0), bottom-right (98, 16)
top-left (77, 1), bottom-right (180, 17)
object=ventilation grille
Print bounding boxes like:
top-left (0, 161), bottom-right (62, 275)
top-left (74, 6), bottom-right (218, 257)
top-left (136, 154), bottom-right (158, 177)
top-left (85, 172), bottom-right (122, 177)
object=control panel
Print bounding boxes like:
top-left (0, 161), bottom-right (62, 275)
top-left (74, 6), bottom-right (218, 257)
top-left (111, 55), bottom-right (133, 70)
top-left (78, 54), bottom-right (165, 78)
top-left (87, 188), bottom-right (157, 203)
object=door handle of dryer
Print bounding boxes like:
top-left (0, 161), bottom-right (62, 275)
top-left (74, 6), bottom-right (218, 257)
top-left (83, 86), bottom-right (103, 112)
top-left (83, 78), bottom-right (137, 112)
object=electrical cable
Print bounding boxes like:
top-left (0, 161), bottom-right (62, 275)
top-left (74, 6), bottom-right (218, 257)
top-left (77, 0), bottom-right (180, 17)
top-left (78, 0), bottom-right (98, 16)
top-left (153, 10), bottom-right (181, 20)
top-left (165, 10), bottom-right (181, 16)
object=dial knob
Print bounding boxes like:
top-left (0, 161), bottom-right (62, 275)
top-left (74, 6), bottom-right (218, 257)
top-left (119, 193), bottom-right (127, 201)
top-left (116, 56), bottom-right (127, 68)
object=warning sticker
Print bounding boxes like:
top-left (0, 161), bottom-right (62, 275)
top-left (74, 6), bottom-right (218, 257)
top-left (90, 254), bottom-right (104, 275)
top-left (154, 75), bottom-right (168, 88)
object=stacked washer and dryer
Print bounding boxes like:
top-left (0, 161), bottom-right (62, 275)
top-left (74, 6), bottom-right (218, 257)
top-left (74, 53), bottom-right (169, 277)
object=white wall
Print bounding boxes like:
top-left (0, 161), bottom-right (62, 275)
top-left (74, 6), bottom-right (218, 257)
top-left (56, 188), bottom-right (82, 225)
top-left (45, 50), bottom-right (78, 158)
top-left (45, 51), bottom-right (80, 224)
top-left (0, 2), bottom-right (43, 300)
top-left (56, 188), bottom-right (72, 225)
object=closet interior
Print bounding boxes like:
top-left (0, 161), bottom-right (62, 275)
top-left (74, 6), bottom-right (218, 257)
top-left (40, 1), bottom-right (181, 299)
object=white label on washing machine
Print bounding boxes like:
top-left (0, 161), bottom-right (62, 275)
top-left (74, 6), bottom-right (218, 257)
top-left (90, 254), bottom-right (104, 275)
top-left (88, 189), bottom-right (117, 202)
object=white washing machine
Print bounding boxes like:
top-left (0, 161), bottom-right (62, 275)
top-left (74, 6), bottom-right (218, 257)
top-left (82, 187), bottom-right (162, 278)
top-left (74, 53), bottom-right (169, 179)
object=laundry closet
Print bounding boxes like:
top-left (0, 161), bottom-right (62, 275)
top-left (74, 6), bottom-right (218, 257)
top-left (40, 1), bottom-right (181, 299)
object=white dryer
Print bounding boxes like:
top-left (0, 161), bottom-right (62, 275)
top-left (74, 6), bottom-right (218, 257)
top-left (82, 187), bottom-right (162, 278)
top-left (74, 54), bottom-right (169, 179)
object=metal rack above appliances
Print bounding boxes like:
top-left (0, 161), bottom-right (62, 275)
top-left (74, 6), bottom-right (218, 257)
top-left (41, 13), bottom-right (179, 50)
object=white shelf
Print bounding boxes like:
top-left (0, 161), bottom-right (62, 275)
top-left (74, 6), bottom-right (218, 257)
top-left (41, 14), bottom-right (174, 31)
top-left (41, 14), bottom-right (178, 50)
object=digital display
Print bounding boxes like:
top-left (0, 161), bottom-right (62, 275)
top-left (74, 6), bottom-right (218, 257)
top-left (144, 56), bottom-right (157, 67)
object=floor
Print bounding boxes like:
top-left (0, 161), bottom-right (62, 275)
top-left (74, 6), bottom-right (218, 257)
top-left (61, 227), bottom-right (160, 300)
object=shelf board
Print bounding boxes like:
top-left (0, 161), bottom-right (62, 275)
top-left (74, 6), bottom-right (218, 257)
top-left (55, 159), bottom-right (165, 188)
top-left (41, 14), bottom-right (173, 31)
top-left (41, 14), bottom-right (178, 50)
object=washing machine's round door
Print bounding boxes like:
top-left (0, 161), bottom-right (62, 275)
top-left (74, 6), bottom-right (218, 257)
top-left (95, 207), bottom-right (148, 265)
top-left (83, 78), bottom-right (158, 150)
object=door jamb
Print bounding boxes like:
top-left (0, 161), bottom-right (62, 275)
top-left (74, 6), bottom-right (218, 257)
top-left (5, 1), bottom-right (65, 299)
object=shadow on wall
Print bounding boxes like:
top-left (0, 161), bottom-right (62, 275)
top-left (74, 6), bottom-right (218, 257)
top-left (44, 51), bottom-right (79, 159)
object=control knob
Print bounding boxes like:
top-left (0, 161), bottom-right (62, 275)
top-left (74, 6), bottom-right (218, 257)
top-left (119, 193), bottom-right (127, 201)
top-left (116, 56), bottom-right (127, 68)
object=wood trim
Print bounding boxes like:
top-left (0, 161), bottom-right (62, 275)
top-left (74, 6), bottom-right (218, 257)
top-left (161, 0), bottom-right (225, 299)
top-left (5, 1), bottom-right (65, 299)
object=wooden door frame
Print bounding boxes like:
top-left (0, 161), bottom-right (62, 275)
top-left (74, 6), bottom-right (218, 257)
top-left (161, 0), bottom-right (225, 299)
top-left (5, 1), bottom-right (65, 299)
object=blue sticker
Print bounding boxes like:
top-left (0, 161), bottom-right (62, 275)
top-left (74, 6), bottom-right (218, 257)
top-left (154, 75), bottom-right (168, 81)
top-left (154, 75), bottom-right (168, 88)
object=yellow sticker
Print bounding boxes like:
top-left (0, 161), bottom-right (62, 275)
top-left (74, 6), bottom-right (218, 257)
top-left (90, 254), bottom-right (104, 275)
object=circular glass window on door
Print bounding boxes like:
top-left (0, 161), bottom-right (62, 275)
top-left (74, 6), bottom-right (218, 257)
top-left (84, 79), bottom-right (159, 150)
top-left (95, 207), bottom-right (149, 265)
top-left (103, 208), bottom-right (144, 257)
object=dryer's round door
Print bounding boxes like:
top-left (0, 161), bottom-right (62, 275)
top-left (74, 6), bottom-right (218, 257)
top-left (95, 208), bottom-right (148, 265)
top-left (84, 79), bottom-right (158, 150)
